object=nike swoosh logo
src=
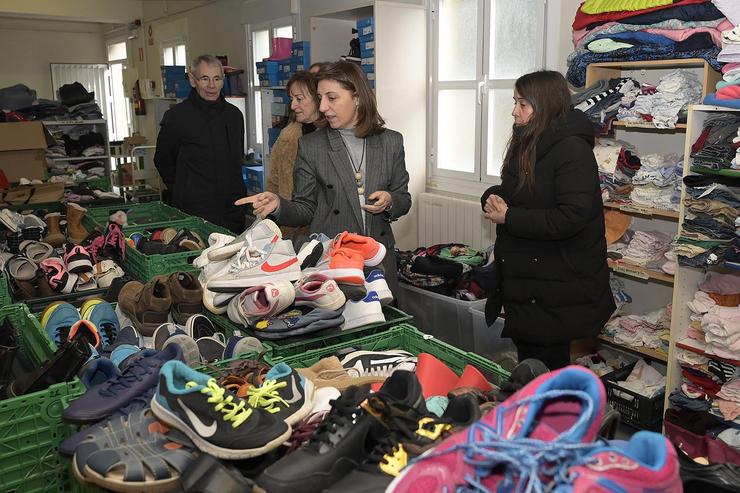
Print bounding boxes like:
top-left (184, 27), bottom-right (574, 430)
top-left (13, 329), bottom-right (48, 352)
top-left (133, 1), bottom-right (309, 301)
top-left (284, 375), bottom-right (303, 404)
top-left (178, 398), bottom-right (218, 437)
top-left (261, 257), bottom-right (298, 273)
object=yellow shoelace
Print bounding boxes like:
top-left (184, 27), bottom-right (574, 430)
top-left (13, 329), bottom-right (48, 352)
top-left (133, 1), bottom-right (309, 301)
top-left (245, 379), bottom-right (288, 413)
top-left (186, 379), bottom-right (253, 428)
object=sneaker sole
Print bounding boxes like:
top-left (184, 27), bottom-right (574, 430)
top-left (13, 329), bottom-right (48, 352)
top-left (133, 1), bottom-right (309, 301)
top-left (363, 243), bottom-right (386, 267)
top-left (150, 396), bottom-right (292, 460)
top-left (207, 271), bottom-right (301, 293)
top-left (80, 458), bottom-right (182, 493)
top-left (342, 312), bottom-right (386, 331)
top-left (202, 289), bottom-right (231, 315)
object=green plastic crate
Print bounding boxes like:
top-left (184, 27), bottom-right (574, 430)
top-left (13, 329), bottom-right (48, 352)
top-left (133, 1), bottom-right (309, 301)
top-left (0, 274), bottom-right (10, 307)
top-left (265, 323), bottom-right (510, 386)
top-left (122, 218), bottom-right (231, 281)
top-left (12, 287), bottom-right (110, 315)
top-left (85, 201), bottom-right (191, 229)
top-left (0, 304), bottom-right (85, 493)
top-left (203, 306), bottom-right (412, 356)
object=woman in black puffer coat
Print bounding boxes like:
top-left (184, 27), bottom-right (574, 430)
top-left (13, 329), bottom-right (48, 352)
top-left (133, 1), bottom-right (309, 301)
top-left (481, 70), bottom-right (615, 370)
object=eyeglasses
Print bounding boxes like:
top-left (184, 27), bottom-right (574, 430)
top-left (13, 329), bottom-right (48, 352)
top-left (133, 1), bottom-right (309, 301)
top-left (195, 76), bottom-right (223, 85)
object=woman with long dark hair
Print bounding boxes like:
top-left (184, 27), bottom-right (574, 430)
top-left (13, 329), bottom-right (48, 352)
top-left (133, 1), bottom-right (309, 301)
top-left (481, 70), bottom-right (615, 370)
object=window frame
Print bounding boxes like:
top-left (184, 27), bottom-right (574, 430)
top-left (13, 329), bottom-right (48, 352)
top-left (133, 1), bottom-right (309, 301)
top-left (160, 38), bottom-right (188, 67)
top-left (245, 16), bottom-right (296, 155)
top-left (426, 0), bottom-right (551, 198)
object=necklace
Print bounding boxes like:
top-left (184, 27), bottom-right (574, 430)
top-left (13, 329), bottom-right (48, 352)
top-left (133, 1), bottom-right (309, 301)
top-left (340, 135), bottom-right (366, 196)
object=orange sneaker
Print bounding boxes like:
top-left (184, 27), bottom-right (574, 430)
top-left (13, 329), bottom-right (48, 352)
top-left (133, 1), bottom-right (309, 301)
top-left (330, 231), bottom-right (386, 267)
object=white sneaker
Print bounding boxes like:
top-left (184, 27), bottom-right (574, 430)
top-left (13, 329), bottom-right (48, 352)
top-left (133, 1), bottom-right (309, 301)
top-left (227, 280), bottom-right (295, 326)
top-left (208, 238), bottom-right (301, 292)
top-left (202, 284), bottom-right (236, 315)
top-left (207, 219), bottom-right (282, 261)
top-left (365, 269), bottom-right (393, 305)
top-left (294, 273), bottom-right (346, 311)
top-left (341, 290), bottom-right (385, 330)
top-left (193, 232), bottom-right (236, 269)
top-left (93, 260), bottom-right (125, 288)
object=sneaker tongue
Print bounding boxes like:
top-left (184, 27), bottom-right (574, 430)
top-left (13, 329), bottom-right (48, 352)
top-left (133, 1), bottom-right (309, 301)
top-left (265, 363), bottom-right (292, 381)
top-left (520, 399), bottom-right (589, 443)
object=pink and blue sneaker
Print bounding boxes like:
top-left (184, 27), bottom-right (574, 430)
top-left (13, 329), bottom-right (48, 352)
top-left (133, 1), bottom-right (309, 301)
top-left (386, 365), bottom-right (606, 493)
top-left (550, 431), bottom-right (681, 492)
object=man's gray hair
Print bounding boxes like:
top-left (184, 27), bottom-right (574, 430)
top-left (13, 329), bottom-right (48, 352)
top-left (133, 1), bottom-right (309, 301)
top-left (190, 54), bottom-right (224, 76)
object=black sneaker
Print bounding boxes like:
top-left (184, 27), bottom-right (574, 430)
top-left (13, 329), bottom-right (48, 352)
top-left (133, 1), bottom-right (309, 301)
top-left (151, 360), bottom-right (291, 460)
top-left (325, 394), bottom-right (481, 492)
top-left (255, 370), bottom-right (427, 493)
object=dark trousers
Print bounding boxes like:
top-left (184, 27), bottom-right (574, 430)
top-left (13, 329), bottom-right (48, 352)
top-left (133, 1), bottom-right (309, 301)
top-left (515, 342), bottom-right (570, 371)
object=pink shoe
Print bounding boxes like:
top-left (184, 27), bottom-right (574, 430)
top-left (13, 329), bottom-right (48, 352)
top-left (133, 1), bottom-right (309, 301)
top-left (387, 365), bottom-right (606, 493)
top-left (227, 280), bottom-right (295, 326)
top-left (294, 273), bottom-right (346, 311)
top-left (64, 244), bottom-right (93, 274)
top-left (40, 258), bottom-right (78, 294)
top-left (104, 222), bottom-right (127, 260)
top-left (560, 431), bottom-right (681, 492)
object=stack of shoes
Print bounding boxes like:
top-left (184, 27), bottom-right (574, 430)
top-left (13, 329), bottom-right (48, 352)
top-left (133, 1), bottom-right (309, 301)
top-left (198, 220), bottom-right (394, 341)
top-left (131, 226), bottom-right (206, 255)
top-left (386, 366), bottom-right (682, 493)
top-left (117, 271), bottom-right (204, 337)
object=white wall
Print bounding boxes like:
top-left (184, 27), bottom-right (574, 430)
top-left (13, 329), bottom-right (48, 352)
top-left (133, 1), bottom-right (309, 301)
top-left (555, 0), bottom-right (581, 76)
top-left (0, 17), bottom-right (107, 100)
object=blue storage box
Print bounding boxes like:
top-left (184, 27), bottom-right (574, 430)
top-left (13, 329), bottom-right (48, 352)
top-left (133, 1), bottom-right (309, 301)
top-left (357, 17), bottom-right (374, 36)
top-left (279, 61), bottom-right (292, 74)
top-left (267, 127), bottom-right (282, 149)
top-left (292, 54), bottom-right (310, 70)
top-left (362, 56), bottom-right (375, 66)
top-left (360, 34), bottom-right (374, 51)
top-left (292, 41), bottom-right (310, 59)
top-left (272, 90), bottom-right (290, 105)
top-left (244, 165), bottom-right (264, 184)
top-left (361, 64), bottom-right (374, 74)
top-left (271, 102), bottom-right (288, 117)
top-left (360, 46), bottom-right (374, 59)
top-left (258, 73), bottom-right (281, 86)
top-left (256, 61), bottom-right (280, 75)
top-left (173, 80), bottom-right (191, 98)
top-left (279, 77), bottom-right (291, 88)
top-left (291, 61), bottom-right (305, 73)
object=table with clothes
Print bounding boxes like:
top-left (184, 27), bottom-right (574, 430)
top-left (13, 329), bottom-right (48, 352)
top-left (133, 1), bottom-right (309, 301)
top-left (567, 0), bottom-right (727, 88)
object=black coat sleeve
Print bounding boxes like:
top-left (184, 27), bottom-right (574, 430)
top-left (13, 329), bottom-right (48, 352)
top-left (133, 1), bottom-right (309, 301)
top-left (154, 109), bottom-right (179, 190)
top-left (505, 137), bottom-right (598, 241)
top-left (481, 185), bottom-right (503, 211)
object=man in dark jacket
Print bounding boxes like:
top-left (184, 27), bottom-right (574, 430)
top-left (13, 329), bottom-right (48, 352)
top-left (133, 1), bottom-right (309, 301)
top-left (154, 54), bottom-right (246, 233)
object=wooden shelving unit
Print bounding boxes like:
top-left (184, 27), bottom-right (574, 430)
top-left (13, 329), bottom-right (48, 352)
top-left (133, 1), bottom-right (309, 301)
top-left (607, 260), bottom-right (674, 284)
top-left (598, 335), bottom-right (668, 363)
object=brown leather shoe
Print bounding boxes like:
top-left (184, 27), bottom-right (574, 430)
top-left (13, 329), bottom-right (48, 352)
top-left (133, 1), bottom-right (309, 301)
top-left (167, 272), bottom-right (203, 324)
top-left (117, 277), bottom-right (172, 336)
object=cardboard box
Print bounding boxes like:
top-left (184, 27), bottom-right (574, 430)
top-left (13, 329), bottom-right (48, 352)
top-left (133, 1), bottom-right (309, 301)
top-left (0, 122), bottom-right (55, 182)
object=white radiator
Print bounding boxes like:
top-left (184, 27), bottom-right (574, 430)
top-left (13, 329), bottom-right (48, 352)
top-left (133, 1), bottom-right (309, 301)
top-left (417, 192), bottom-right (496, 250)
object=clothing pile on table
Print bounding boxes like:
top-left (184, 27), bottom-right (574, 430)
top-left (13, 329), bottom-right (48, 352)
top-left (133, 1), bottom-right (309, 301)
top-left (0, 81), bottom-right (103, 121)
top-left (567, 0), bottom-right (727, 88)
top-left (594, 139), bottom-right (682, 208)
top-left (396, 244), bottom-right (489, 300)
top-left (602, 304), bottom-right (672, 355)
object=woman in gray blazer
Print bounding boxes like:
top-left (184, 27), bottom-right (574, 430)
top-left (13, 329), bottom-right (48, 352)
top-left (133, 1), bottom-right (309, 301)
top-left (238, 60), bottom-right (411, 294)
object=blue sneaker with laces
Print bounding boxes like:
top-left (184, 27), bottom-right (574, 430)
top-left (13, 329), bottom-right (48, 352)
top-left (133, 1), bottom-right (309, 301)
top-left (386, 365), bottom-right (607, 493)
top-left (80, 299), bottom-right (120, 346)
top-left (62, 343), bottom-right (184, 424)
top-left (80, 357), bottom-right (120, 389)
top-left (40, 301), bottom-right (80, 347)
